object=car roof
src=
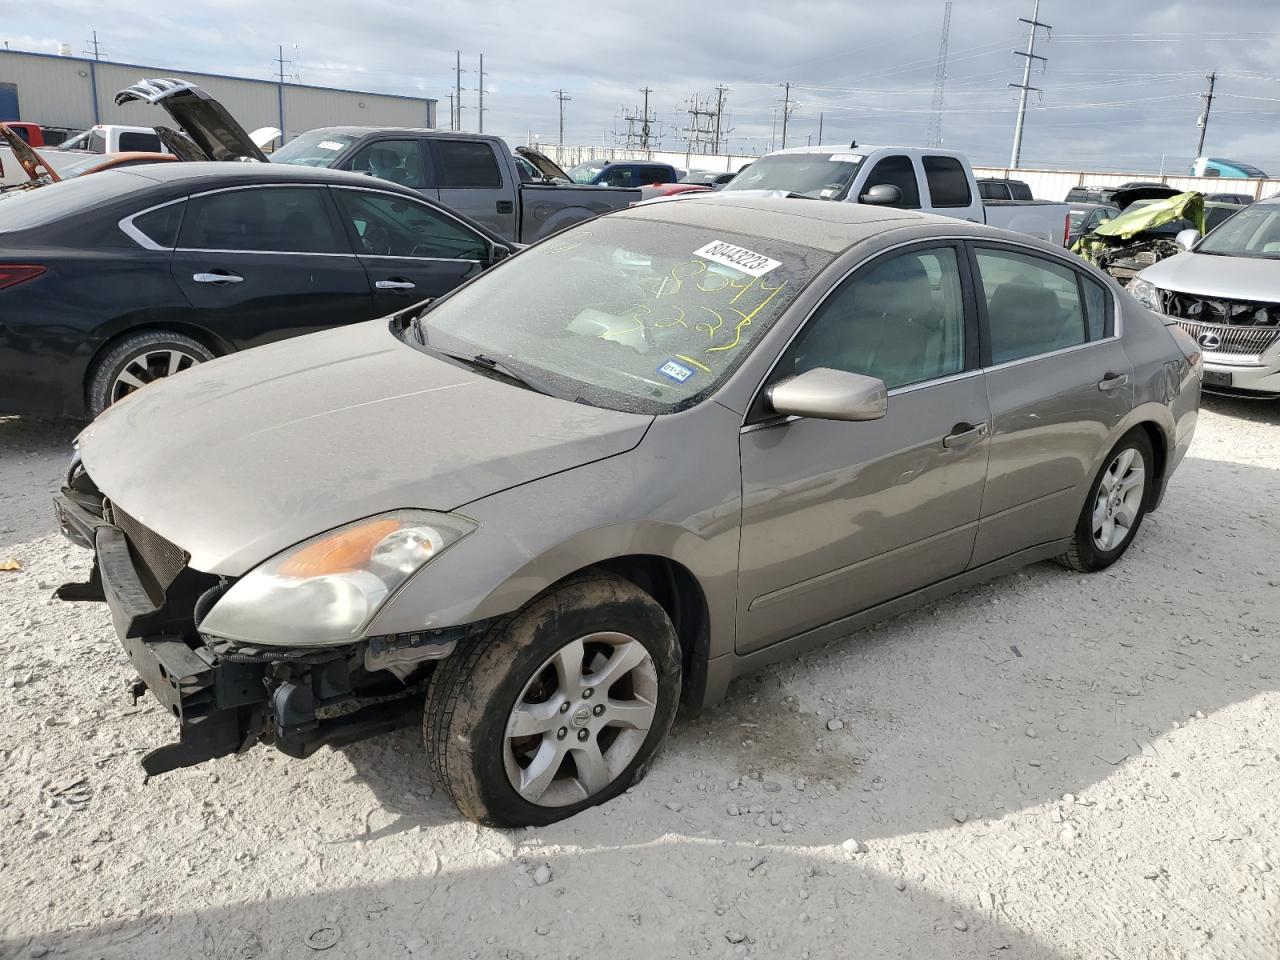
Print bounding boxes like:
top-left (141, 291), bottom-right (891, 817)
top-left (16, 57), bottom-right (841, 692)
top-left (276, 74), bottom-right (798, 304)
top-left (1070, 201), bottom-right (1118, 211)
top-left (105, 161), bottom-right (421, 191)
top-left (617, 194), bottom-right (924, 253)
top-left (765, 143), bottom-right (968, 161)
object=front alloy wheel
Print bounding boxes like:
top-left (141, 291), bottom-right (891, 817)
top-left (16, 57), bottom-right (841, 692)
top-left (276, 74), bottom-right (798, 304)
top-left (424, 572), bottom-right (681, 826)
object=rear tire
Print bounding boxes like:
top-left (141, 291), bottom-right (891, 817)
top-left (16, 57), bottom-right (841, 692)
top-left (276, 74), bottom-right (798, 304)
top-left (424, 571), bottom-right (681, 826)
top-left (87, 330), bottom-right (214, 417)
top-left (1056, 429), bottom-right (1154, 572)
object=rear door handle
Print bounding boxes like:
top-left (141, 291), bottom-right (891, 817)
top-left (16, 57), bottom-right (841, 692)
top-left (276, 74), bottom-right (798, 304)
top-left (496, 200), bottom-right (514, 214)
top-left (1098, 373), bottom-right (1129, 392)
top-left (192, 271), bottom-right (244, 284)
top-left (943, 422), bottom-right (989, 448)
top-left (375, 279), bottom-right (416, 291)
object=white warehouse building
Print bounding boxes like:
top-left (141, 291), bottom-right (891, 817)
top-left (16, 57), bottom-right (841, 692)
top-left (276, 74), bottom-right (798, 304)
top-left (0, 48), bottom-right (437, 142)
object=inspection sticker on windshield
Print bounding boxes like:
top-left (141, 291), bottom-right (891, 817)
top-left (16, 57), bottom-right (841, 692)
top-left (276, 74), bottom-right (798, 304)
top-left (693, 240), bottom-right (781, 278)
top-left (657, 359), bottom-right (696, 383)
top-left (317, 140), bottom-right (345, 151)
top-left (829, 153), bottom-right (863, 163)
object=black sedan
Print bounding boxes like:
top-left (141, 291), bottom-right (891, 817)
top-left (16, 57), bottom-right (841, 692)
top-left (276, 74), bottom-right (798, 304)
top-left (0, 162), bottom-right (513, 418)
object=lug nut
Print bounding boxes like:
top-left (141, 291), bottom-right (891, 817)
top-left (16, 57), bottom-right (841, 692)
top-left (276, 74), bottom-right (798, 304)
top-left (592, 704), bottom-right (605, 716)
top-left (559, 701), bottom-right (570, 713)
top-left (577, 729), bottom-right (589, 741)
top-left (557, 727), bottom-right (567, 740)
top-left (582, 687), bottom-right (594, 699)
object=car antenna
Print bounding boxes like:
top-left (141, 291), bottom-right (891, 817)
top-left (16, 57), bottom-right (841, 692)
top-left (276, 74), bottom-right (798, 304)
top-left (850, 140), bottom-right (857, 148)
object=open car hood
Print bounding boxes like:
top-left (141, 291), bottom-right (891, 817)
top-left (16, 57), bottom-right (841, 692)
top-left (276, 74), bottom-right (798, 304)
top-left (114, 78), bottom-right (269, 163)
top-left (515, 146), bottom-right (572, 182)
top-left (76, 320), bottom-right (652, 576)
top-left (0, 122), bottom-right (61, 187)
top-left (1110, 185), bottom-right (1182, 211)
top-left (1090, 191), bottom-right (1206, 241)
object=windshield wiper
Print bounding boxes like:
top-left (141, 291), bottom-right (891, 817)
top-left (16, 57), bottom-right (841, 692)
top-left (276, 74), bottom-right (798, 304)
top-left (434, 348), bottom-right (563, 399)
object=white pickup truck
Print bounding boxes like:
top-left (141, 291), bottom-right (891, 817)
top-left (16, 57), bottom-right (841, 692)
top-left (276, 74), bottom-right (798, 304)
top-left (720, 145), bottom-right (1070, 245)
top-left (0, 124), bottom-right (165, 186)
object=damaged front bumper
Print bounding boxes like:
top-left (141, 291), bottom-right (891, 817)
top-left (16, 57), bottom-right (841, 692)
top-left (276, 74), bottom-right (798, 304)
top-left (53, 488), bottom-right (457, 777)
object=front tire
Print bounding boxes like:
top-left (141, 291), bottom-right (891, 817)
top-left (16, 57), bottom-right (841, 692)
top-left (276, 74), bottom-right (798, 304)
top-left (1056, 429), bottom-right (1154, 572)
top-left (87, 330), bottom-right (215, 417)
top-left (424, 572), bottom-right (682, 826)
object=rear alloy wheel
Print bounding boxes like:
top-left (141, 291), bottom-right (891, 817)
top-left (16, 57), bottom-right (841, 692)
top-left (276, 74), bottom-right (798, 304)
top-left (424, 572), bottom-right (681, 826)
top-left (1057, 429), bottom-right (1154, 572)
top-left (88, 330), bottom-right (215, 417)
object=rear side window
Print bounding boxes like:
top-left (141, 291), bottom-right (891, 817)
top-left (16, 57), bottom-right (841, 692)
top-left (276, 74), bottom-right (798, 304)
top-left (975, 248), bottom-right (1087, 364)
top-left (1008, 181), bottom-right (1033, 200)
top-left (923, 156), bottom-right (971, 208)
top-left (978, 181), bottom-right (1005, 200)
top-left (128, 200), bottom-right (185, 248)
top-left (862, 155), bottom-right (920, 209)
top-left (179, 187), bottom-right (346, 254)
top-left (1082, 274), bottom-right (1111, 340)
top-left (435, 140), bottom-right (503, 188)
top-left (118, 131), bottom-right (162, 153)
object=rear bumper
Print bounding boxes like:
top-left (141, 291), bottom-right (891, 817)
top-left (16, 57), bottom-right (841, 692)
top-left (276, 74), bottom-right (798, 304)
top-left (53, 491), bottom-right (418, 776)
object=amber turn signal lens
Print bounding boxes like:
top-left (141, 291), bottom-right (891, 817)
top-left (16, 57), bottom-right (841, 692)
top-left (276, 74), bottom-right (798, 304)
top-left (276, 518), bottom-right (401, 578)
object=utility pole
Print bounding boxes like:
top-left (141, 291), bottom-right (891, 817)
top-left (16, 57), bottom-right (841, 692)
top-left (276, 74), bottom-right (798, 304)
top-left (619, 90), bottom-right (659, 151)
top-left (82, 30), bottom-right (105, 61)
top-left (1008, 0), bottom-right (1050, 169)
top-left (453, 51), bottom-right (466, 131)
top-left (713, 84), bottom-right (730, 153)
top-left (779, 81), bottom-right (794, 149)
top-left (818, 111), bottom-right (824, 144)
top-left (447, 92), bottom-right (455, 131)
top-left (927, 1), bottom-right (953, 148)
top-left (1196, 71), bottom-right (1216, 157)
top-left (554, 89), bottom-right (571, 145)
top-left (273, 44), bottom-right (292, 139)
top-left (684, 94), bottom-right (719, 154)
top-left (477, 54), bottom-right (486, 134)
top-left (640, 87), bottom-right (653, 149)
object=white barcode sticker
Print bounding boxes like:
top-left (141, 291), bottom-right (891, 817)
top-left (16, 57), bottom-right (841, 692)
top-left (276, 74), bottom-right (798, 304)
top-left (829, 153), bottom-right (863, 163)
top-left (693, 240), bottom-right (782, 278)
top-left (317, 140), bottom-right (345, 151)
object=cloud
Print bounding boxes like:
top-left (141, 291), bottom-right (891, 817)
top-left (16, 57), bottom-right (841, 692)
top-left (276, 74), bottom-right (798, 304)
top-left (9, 0), bottom-right (1280, 172)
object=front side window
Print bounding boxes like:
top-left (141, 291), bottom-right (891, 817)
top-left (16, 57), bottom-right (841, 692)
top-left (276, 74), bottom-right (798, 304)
top-left (923, 156), bottom-right (971, 208)
top-left (435, 140), bottom-right (503, 188)
top-left (178, 187), bottom-right (345, 254)
top-left (418, 218), bottom-right (831, 413)
top-left (862, 155), bottom-right (921, 209)
top-left (346, 140), bottom-right (429, 189)
top-left (601, 166), bottom-right (635, 187)
top-left (976, 248), bottom-right (1087, 364)
top-left (776, 247), bottom-right (966, 391)
top-left (335, 190), bottom-right (486, 259)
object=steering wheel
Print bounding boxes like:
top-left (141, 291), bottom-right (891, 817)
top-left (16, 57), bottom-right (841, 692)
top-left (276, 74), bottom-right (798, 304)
top-left (362, 223), bottom-right (393, 256)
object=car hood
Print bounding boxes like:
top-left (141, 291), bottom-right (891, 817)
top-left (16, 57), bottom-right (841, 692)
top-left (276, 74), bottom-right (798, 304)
top-left (114, 78), bottom-right (269, 163)
top-left (1091, 192), bottom-right (1205, 240)
top-left (515, 146), bottom-right (572, 182)
top-left (77, 320), bottom-right (653, 576)
top-left (1138, 250), bottom-right (1280, 301)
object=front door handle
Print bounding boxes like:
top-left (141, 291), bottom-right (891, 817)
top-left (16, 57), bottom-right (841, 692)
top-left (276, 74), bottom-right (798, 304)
top-left (943, 422), bottom-right (989, 448)
top-left (375, 279), bottom-right (417, 291)
top-left (1098, 373), bottom-right (1129, 392)
top-left (192, 271), bottom-right (244, 284)
top-left (496, 200), bottom-right (514, 214)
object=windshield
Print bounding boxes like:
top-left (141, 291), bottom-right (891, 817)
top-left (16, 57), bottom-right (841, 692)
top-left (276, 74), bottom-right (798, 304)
top-left (272, 131), bottom-right (359, 167)
top-left (722, 152), bottom-right (865, 199)
top-left (568, 162), bottom-right (605, 184)
top-left (417, 217), bottom-right (831, 414)
top-left (1197, 204), bottom-right (1280, 258)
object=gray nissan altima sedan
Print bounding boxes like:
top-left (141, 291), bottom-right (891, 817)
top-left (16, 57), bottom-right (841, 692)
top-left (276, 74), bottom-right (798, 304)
top-left (54, 195), bottom-right (1202, 825)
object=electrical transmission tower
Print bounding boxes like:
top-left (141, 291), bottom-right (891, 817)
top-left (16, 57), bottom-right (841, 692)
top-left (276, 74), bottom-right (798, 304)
top-left (1196, 71), bottom-right (1216, 157)
top-left (1008, 0), bottom-right (1050, 169)
top-left (83, 30), bottom-right (105, 61)
top-left (927, 2), bottom-right (952, 148)
top-left (712, 84), bottom-right (733, 153)
top-left (684, 94), bottom-right (720, 154)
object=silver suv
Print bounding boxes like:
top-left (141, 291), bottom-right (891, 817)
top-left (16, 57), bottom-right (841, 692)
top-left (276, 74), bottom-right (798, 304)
top-left (1130, 198), bottom-right (1280, 396)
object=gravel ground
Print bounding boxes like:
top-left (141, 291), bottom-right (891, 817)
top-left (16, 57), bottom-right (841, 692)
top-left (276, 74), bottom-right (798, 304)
top-left (1, 398), bottom-right (1278, 960)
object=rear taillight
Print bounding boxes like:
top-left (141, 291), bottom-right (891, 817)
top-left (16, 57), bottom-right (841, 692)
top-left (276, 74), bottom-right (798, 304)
top-left (0, 264), bottom-right (46, 289)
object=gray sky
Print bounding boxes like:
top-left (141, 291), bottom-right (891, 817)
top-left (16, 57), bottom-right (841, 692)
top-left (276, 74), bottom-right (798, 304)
top-left (8, 1), bottom-right (1280, 173)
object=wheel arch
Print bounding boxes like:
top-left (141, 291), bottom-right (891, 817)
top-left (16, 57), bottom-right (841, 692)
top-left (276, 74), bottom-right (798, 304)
top-left (83, 320), bottom-right (235, 409)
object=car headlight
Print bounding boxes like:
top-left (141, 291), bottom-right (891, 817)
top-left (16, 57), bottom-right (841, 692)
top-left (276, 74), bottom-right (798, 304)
top-left (1128, 277), bottom-right (1162, 312)
top-left (199, 510), bottom-right (476, 647)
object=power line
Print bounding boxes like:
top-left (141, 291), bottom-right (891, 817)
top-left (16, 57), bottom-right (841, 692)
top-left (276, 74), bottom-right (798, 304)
top-left (927, 2), bottom-right (953, 148)
top-left (1196, 71), bottom-right (1216, 158)
top-left (1008, 0), bottom-right (1051, 169)
top-left (553, 88), bottom-right (571, 145)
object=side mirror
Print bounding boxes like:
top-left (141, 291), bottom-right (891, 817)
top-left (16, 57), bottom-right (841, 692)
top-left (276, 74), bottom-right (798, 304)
top-left (767, 368), bottom-right (888, 422)
top-left (1175, 228), bottom-right (1202, 251)
top-left (490, 244), bottom-right (513, 263)
top-left (859, 184), bottom-right (902, 206)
